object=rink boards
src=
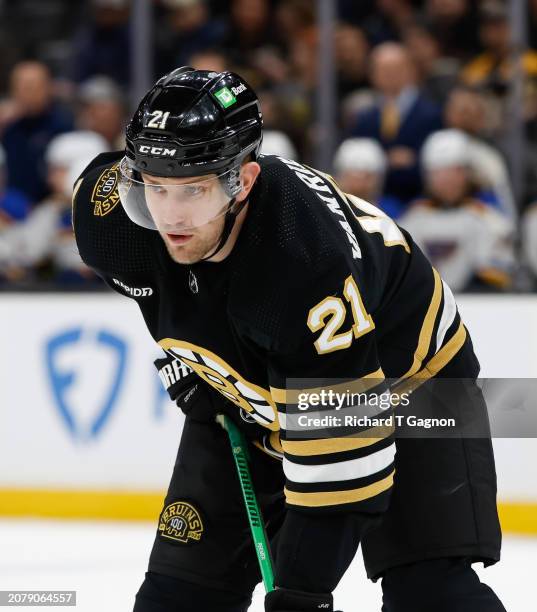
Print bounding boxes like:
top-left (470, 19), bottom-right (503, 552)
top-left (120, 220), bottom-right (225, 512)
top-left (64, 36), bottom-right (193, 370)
top-left (0, 292), bottom-right (536, 533)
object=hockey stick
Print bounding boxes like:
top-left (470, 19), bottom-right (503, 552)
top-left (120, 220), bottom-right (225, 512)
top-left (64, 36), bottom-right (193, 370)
top-left (216, 414), bottom-right (275, 593)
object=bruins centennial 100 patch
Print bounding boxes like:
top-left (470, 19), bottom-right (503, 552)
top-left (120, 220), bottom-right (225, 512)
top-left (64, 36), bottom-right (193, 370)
top-left (158, 501), bottom-right (204, 544)
top-left (91, 163), bottom-right (121, 217)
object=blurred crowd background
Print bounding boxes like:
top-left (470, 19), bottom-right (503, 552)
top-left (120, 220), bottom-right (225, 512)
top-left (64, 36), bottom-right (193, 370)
top-left (0, 0), bottom-right (537, 292)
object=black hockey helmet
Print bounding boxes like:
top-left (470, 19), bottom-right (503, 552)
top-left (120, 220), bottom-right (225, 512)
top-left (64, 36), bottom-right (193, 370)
top-left (118, 67), bottom-right (263, 261)
top-left (125, 66), bottom-right (263, 179)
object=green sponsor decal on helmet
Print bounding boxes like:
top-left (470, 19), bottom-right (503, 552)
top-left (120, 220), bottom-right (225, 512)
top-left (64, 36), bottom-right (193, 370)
top-left (214, 87), bottom-right (237, 108)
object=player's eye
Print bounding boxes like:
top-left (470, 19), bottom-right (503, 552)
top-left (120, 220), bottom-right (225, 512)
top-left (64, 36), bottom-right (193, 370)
top-left (151, 185), bottom-right (168, 196)
top-left (182, 185), bottom-right (205, 198)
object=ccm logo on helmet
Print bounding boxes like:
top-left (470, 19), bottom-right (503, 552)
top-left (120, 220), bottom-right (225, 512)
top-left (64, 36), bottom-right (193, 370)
top-left (138, 145), bottom-right (177, 157)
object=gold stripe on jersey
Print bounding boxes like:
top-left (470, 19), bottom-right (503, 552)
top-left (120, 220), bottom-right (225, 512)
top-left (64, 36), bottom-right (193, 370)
top-left (400, 267), bottom-right (443, 380)
top-left (281, 424), bottom-right (394, 456)
top-left (410, 321), bottom-right (467, 382)
top-left (71, 178), bottom-right (84, 231)
top-left (72, 177), bottom-right (83, 203)
top-left (394, 322), bottom-right (467, 395)
top-left (269, 430), bottom-right (283, 453)
top-left (284, 470), bottom-right (394, 508)
top-left (270, 367), bottom-right (385, 405)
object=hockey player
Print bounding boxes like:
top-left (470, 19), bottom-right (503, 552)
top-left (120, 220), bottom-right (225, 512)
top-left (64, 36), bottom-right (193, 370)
top-left (72, 68), bottom-right (505, 612)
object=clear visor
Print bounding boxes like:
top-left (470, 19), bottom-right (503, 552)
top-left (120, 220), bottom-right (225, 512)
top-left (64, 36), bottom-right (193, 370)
top-left (118, 157), bottom-right (237, 231)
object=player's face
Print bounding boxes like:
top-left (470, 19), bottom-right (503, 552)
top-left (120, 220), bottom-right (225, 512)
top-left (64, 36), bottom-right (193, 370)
top-left (163, 212), bottom-right (227, 265)
top-left (142, 172), bottom-right (230, 264)
top-left (427, 166), bottom-right (469, 205)
top-left (336, 170), bottom-right (381, 201)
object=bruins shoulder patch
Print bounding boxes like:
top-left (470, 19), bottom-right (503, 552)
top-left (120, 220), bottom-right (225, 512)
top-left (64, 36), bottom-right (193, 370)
top-left (91, 162), bottom-right (121, 217)
top-left (158, 500), bottom-right (204, 544)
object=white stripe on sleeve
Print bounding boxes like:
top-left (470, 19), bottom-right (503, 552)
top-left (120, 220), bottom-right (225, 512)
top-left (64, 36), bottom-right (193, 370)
top-left (436, 280), bottom-right (457, 352)
top-left (283, 442), bottom-right (396, 484)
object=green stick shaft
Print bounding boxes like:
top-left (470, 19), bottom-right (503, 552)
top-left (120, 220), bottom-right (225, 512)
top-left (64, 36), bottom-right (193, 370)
top-left (218, 414), bottom-right (275, 593)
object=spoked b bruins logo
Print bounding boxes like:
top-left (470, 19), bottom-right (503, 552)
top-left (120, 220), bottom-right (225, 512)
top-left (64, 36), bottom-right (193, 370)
top-left (158, 501), bottom-right (204, 544)
top-left (92, 163), bottom-right (121, 217)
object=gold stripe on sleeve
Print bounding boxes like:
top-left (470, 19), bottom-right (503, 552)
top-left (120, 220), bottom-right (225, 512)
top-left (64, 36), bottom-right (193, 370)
top-left (269, 431), bottom-right (283, 453)
top-left (400, 268), bottom-right (442, 380)
top-left (281, 424), bottom-right (394, 456)
top-left (284, 471), bottom-right (394, 508)
top-left (410, 322), bottom-right (467, 382)
top-left (394, 322), bottom-right (467, 395)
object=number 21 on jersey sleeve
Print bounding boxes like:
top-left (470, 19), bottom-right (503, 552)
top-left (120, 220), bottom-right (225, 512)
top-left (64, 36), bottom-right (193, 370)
top-left (307, 275), bottom-right (374, 355)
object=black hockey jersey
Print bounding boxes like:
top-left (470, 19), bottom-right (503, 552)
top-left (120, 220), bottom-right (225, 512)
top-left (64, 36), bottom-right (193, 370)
top-left (73, 153), bottom-right (477, 514)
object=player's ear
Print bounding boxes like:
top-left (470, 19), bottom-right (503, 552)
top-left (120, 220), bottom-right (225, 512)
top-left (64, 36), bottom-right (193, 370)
top-left (235, 161), bottom-right (261, 203)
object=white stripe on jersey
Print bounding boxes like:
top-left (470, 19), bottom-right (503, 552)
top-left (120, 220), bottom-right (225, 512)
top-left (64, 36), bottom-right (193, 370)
top-left (435, 281), bottom-right (457, 353)
top-left (283, 442), bottom-right (396, 484)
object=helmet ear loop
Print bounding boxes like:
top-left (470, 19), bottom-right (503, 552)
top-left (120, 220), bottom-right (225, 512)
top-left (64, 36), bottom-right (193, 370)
top-left (199, 173), bottom-right (248, 262)
top-left (221, 167), bottom-right (243, 199)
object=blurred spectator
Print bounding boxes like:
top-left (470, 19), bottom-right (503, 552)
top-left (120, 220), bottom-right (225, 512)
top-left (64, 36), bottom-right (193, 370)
top-left (264, 28), bottom-right (317, 159)
top-left (1, 60), bottom-right (73, 203)
top-left (221, 0), bottom-right (273, 75)
top-left (349, 42), bottom-right (443, 203)
top-left (334, 138), bottom-right (404, 218)
top-left (156, 0), bottom-right (226, 76)
top-left (256, 89), bottom-right (307, 157)
top-left (0, 131), bottom-right (108, 285)
top-left (0, 144), bottom-right (31, 228)
top-left (400, 129), bottom-right (515, 292)
top-left (444, 85), bottom-right (493, 137)
top-left (0, 144), bottom-right (32, 285)
top-left (335, 26), bottom-right (370, 98)
top-left (258, 89), bottom-right (289, 132)
top-left (445, 87), bottom-right (516, 220)
top-left (362, 0), bottom-right (416, 46)
top-left (522, 203), bottom-right (537, 281)
top-left (401, 20), bottom-right (460, 103)
top-left (461, 1), bottom-right (537, 133)
top-left (261, 130), bottom-right (298, 160)
top-left (274, 0), bottom-right (316, 52)
top-left (188, 48), bottom-right (229, 73)
top-left (77, 76), bottom-right (126, 149)
top-left (0, 0), bottom-right (533, 292)
top-left (70, 0), bottom-right (131, 86)
top-left (424, 0), bottom-right (480, 59)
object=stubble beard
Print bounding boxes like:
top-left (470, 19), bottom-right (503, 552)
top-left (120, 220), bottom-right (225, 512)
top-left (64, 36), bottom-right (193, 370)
top-left (161, 217), bottom-right (224, 265)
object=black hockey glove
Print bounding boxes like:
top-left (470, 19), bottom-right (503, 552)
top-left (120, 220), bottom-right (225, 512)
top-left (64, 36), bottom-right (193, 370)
top-left (154, 354), bottom-right (222, 423)
top-left (265, 588), bottom-right (340, 612)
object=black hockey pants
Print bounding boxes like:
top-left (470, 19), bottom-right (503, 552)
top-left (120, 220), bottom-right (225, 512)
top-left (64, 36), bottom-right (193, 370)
top-left (133, 557), bottom-right (507, 611)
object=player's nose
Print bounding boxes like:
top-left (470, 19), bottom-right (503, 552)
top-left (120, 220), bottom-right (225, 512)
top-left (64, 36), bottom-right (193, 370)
top-left (154, 202), bottom-right (189, 228)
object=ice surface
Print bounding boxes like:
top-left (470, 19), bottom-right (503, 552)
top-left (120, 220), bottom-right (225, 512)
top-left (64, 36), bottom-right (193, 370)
top-left (0, 519), bottom-right (532, 611)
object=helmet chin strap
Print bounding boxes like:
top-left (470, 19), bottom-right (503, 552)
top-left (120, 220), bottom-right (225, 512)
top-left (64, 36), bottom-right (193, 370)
top-left (199, 197), bottom-right (247, 262)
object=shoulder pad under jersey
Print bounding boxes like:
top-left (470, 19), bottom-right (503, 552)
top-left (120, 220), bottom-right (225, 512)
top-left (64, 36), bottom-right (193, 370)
top-left (72, 151), bottom-right (157, 275)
